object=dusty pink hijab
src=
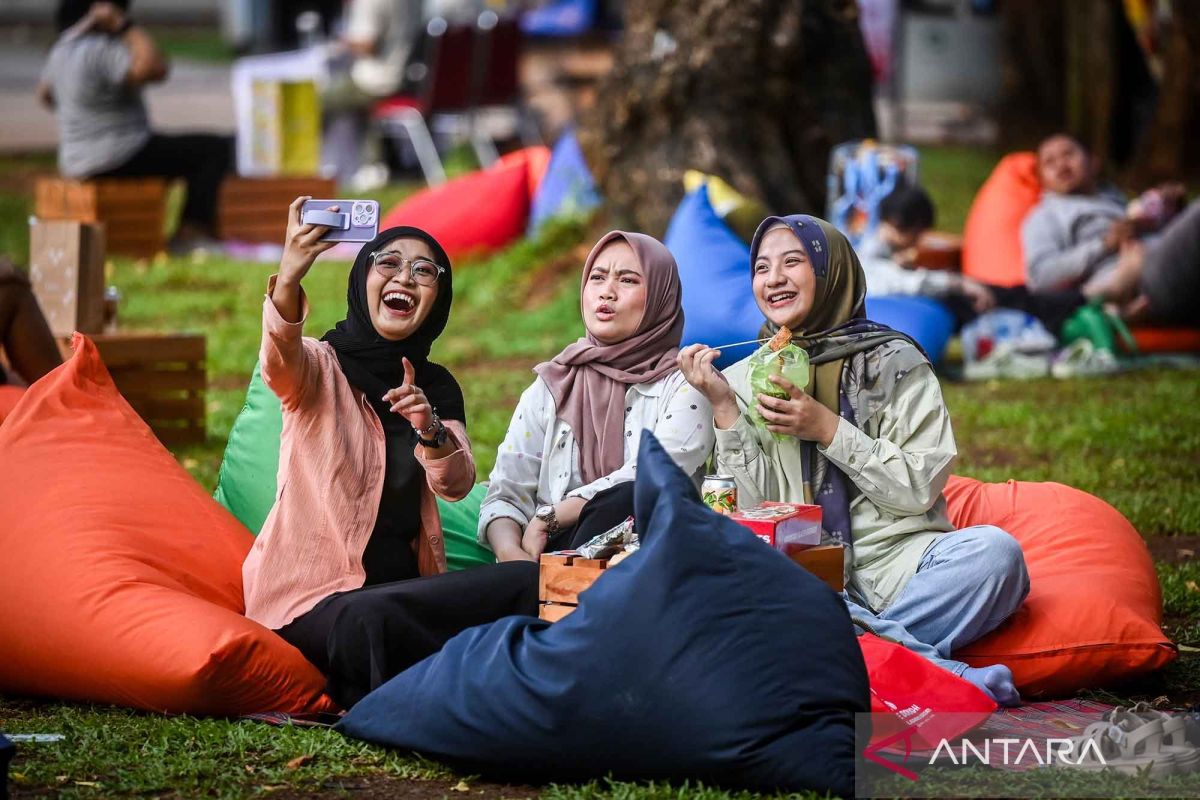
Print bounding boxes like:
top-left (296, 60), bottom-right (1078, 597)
top-left (533, 231), bottom-right (684, 484)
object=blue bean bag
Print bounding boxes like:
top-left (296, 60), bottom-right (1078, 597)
top-left (520, 0), bottom-right (597, 37)
top-left (864, 295), bottom-right (956, 366)
top-left (338, 431), bottom-right (868, 795)
top-left (665, 187), bottom-right (761, 368)
top-left (527, 127), bottom-right (601, 233)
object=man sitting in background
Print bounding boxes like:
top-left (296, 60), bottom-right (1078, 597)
top-left (1022, 133), bottom-right (1198, 324)
top-left (38, 1), bottom-right (233, 252)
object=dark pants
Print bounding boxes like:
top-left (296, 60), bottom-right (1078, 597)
top-left (276, 561), bottom-right (539, 709)
top-left (944, 284), bottom-right (1087, 337)
top-left (0, 262), bottom-right (61, 386)
top-left (95, 132), bottom-right (234, 231)
top-left (547, 481), bottom-right (637, 552)
top-left (1142, 201), bottom-right (1200, 325)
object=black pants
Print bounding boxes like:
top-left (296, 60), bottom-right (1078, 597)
top-left (547, 481), bottom-right (637, 552)
top-left (95, 132), bottom-right (234, 230)
top-left (943, 284), bottom-right (1087, 337)
top-left (276, 561), bottom-right (539, 709)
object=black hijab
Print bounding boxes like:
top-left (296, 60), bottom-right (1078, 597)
top-left (321, 227), bottom-right (466, 434)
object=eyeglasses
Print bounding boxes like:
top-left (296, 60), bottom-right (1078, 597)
top-left (368, 251), bottom-right (444, 286)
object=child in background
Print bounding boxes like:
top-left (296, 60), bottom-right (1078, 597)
top-left (860, 185), bottom-right (1086, 336)
top-left (857, 185), bottom-right (997, 314)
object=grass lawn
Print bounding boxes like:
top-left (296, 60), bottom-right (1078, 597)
top-left (1, 146), bottom-right (1198, 799)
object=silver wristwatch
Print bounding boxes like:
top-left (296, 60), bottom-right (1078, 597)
top-left (535, 504), bottom-right (560, 535)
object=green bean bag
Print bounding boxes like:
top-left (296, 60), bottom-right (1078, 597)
top-left (214, 364), bottom-right (495, 571)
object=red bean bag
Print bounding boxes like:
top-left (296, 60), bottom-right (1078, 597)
top-left (0, 335), bottom-right (335, 715)
top-left (380, 158), bottom-right (532, 262)
top-left (961, 152), bottom-right (1041, 288)
top-left (962, 153), bottom-right (1200, 351)
top-left (946, 476), bottom-right (1176, 698)
top-left (0, 384), bottom-right (23, 423)
top-left (497, 145), bottom-right (552, 196)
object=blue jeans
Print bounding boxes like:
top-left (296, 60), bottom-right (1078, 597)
top-left (844, 525), bottom-right (1030, 675)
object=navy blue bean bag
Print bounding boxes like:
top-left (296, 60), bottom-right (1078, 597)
top-left (338, 431), bottom-right (868, 796)
top-left (665, 186), bottom-right (761, 368)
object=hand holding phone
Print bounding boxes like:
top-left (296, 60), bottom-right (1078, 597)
top-left (300, 199), bottom-right (380, 242)
top-left (280, 196), bottom-right (341, 287)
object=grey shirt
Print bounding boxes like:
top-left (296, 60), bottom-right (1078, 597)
top-left (42, 32), bottom-right (151, 178)
top-left (1020, 189), bottom-right (1126, 293)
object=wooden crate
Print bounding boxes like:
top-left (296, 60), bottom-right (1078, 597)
top-left (915, 231), bottom-right (963, 272)
top-left (217, 176), bottom-right (337, 243)
top-left (35, 177), bottom-right (167, 259)
top-left (58, 333), bottom-right (206, 446)
top-left (788, 544), bottom-right (846, 592)
top-left (539, 543), bottom-right (846, 621)
top-left (539, 553), bottom-right (611, 620)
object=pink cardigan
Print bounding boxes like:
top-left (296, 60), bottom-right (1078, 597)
top-left (242, 279), bottom-right (476, 630)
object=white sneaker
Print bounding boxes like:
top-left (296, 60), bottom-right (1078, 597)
top-left (1051, 340), bottom-right (1121, 379)
top-left (964, 342), bottom-right (1051, 381)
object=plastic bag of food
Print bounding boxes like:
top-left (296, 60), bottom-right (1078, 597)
top-left (747, 336), bottom-right (810, 437)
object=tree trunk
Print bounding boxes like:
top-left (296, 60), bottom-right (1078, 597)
top-left (578, 0), bottom-right (876, 237)
top-left (998, 0), bottom-right (1199, 183)
top-left (1129, 6), bottom-right (1200, 184)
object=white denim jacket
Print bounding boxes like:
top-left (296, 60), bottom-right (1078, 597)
top-left (477, 370), bottom-right (715, 545)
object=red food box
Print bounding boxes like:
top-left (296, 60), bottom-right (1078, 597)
top-left (730, 502), bottom-right (823, 554)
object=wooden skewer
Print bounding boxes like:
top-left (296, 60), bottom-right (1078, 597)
top-left (709, 337), bottom-right (770, 350)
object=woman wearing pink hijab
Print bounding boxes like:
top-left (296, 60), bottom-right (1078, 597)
top-left (480, 231), bottom-right (715, 561)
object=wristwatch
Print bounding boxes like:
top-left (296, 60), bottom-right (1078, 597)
top-left (535, 504), bottom-right (560, 535)
top-left (414, 411), bottom-right (447, 448)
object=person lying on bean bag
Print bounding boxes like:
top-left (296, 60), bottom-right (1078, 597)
top-left (1022, 133), bottom-right (1199, 325)
top-left (678, 214), bottom-right (1028, 706)
top-left (243, 197), bottom-right (538, 709)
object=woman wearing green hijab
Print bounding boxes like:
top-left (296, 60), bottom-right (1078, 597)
top-left (680, 214), bottom-right (1028, 706)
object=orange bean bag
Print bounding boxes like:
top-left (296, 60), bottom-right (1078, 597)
top-left (380, 156), bottom-right (532, 262)
top-left (962, 153), bottom-right (1200, 352)
top-left (961, 152), bottom-right (1041, 288)
top-left (945, 476), bottom-right (1176, 697)
top-left (0, 335), bottom-right (334, 715)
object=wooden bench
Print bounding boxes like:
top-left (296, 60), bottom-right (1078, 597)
top-left (217, 176), bottom-right (337, 243)
top-left (35, 177), bottom-right (167, 259)
top-left (538, 543), bottom-right (846, 621)
top-left (57, 333), bottom-right (206, 446)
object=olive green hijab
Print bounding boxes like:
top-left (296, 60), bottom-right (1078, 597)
top-left (751, 214), bottom-right (906, 417)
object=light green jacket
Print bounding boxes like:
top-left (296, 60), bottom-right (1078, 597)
top-left (714, 356), bottom-right (957, 612)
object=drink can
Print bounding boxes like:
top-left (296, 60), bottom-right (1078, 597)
top-left (702, 475), bottom-right (738, 515)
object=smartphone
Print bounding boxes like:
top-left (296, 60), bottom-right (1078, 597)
top-left (299, 199), bottom-right (380, 242)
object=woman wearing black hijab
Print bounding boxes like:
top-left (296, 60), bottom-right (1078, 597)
top-left (242, 198), bottom-right (538, 709)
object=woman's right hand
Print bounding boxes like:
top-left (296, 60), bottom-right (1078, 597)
top-left (279, 196), bottom-right (337, 286)
top-left (678, 343), bottom-right (735, 406)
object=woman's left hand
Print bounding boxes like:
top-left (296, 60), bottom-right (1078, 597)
top-left (756, 374), bottom-right (841, 447)
top-left (383, 357), bottom-right (435, 433)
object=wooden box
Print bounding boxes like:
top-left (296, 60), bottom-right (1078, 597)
top-left (788, 544), bottom-right (846, 592)
top-left (35, 177), bottom-right (167, 259)
top-left (217, 176), bottom-right (337, 243)
top-left (915, 231), bottom-right (964, 272)
top-left (28, 219), bottom-right (106, 336)
top-left (58, 333), bottom-right (206, 446)
top-left (538, 543), bottom-right (846, 622)
top-left (539, 552), bottom-right (611, 621)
